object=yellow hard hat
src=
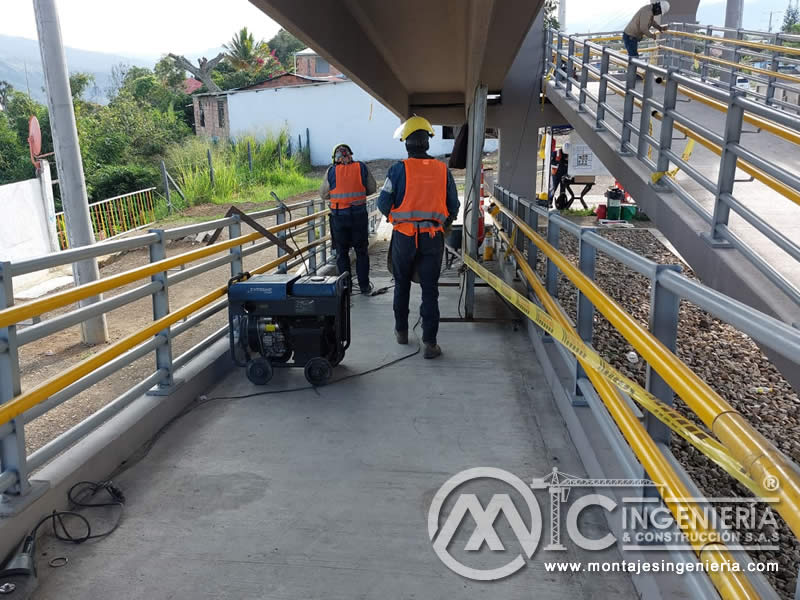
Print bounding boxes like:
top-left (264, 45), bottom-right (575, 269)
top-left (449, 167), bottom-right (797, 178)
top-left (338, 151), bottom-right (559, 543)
top-left (393, 115), bottom-right (435, 141)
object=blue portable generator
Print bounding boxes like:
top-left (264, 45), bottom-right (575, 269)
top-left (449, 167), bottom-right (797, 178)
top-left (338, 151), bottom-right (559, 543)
top-left (227, 272), bottom-right (350, 386)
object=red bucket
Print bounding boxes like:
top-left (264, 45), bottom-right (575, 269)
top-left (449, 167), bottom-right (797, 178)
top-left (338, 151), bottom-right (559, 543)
top-left (596, 204), bottom-right (607, 219)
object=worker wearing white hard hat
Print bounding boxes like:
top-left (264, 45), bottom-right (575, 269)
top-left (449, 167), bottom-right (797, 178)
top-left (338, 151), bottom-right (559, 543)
top-left (623, 1), bottom-right (670, 58)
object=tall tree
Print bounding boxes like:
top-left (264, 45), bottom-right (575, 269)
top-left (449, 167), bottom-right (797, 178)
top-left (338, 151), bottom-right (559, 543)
top-left (267, 29), bottom-right (305, 69)
top-left (783, 1), bottom-right (800, 32)
top-left (0, 81), bottom-right (12, 111)
top-left (224, 26), bottom-right (268, 70)
top-left (168, 53), bottom-right (225, 92)
top-left (544, 0), bottom-right (560, 30)
top-left (154, 55), bottom-right (186, 91)
top-left (69, 72), bottom-right (94, 101)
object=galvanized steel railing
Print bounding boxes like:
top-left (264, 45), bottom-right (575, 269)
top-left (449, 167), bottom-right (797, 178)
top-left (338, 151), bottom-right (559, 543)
top-left (0, 195), bottom-right (380, 502)
top-left (55, 187), bottom-right (158, 249)
top-left (546, 26), bottom-right (800, 307)
top-left (493, 183), bottom-right (800, 600)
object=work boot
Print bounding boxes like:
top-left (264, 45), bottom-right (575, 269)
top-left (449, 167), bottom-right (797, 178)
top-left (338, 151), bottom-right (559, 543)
top-left (424, 343), bottom-right (442, 359)
top-left (395, 330), bottom-right (409, 345)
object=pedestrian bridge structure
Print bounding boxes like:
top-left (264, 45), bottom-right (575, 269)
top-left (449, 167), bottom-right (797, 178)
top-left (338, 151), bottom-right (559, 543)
top-left (2, 4), bottom-right (800, 600)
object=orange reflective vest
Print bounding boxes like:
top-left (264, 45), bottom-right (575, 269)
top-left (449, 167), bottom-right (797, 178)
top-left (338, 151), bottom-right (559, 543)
top-left (389, 158), bottom-right (448, 240)
top-left (329, 162), bottom-right (367, 210)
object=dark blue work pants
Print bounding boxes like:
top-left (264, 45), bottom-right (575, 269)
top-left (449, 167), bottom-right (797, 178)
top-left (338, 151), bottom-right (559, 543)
top-left (391, 230), bottom-right (444, 344)
top-left (330, 208), bottom-right (370, 289)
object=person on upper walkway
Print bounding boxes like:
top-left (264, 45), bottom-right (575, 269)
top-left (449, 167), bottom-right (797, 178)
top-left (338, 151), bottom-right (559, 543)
top-left (377, 116), bottom-right (459, 359)
top-left (320, 143), bottom-right (377, 294)
top-left (623, 1), bottom-right (670, 58)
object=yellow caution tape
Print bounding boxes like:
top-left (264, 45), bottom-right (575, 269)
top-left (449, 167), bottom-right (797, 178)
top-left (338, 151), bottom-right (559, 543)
top-left (541, 67), bottom-right (555, 110)
top-left (650, 129), bottom-right (696, 184)
top-left (463, 251), bottom-right (764, 497)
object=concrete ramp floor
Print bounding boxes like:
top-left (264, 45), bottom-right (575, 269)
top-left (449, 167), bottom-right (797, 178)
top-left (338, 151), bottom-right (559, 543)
top-left (29, 280), bottom-right (635, 599)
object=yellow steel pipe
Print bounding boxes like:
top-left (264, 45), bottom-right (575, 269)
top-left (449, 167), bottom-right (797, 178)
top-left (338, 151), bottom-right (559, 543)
top-left (495, 229), bottom-right (757, 599)
top-left (0, 210), bottom-right (329, 330)
top-left (0, 237), bottom-right (329, 428)
top-left (577, 67), bottom-right (800, 207)
top-left (492, 201), bottom-right (800, 538)
top-left (649, 109), bottom-right (800, 208)
top-left (669, 29), bottom-right (800, 58)
top-left (663, 45), bottom-right (800, 84)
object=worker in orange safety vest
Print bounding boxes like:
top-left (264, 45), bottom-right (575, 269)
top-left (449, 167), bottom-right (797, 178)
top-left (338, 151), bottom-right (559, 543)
top-left (377, 116), bottom-right (460, 359)
top-left (320, 143), bottom-right (377, 293)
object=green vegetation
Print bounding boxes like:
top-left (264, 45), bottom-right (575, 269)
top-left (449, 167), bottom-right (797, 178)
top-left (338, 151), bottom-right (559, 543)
top-left (164, 133), bottom-right (319, 208)
top-left (560, 207), bottom-right (596, 216)
top-left (0, 27), bottom-right (314, 217)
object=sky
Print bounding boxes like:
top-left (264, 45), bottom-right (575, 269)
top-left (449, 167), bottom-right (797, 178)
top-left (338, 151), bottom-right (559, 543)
top-left (0, 0), bottom-right (283, 58)
top-left (0, 0), bottom-right (789, 59)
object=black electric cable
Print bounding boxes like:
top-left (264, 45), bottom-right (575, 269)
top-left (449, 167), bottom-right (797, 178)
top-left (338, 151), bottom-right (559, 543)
top-left (13, 479), bottom-right (125, 574)
top-left (205, 320), bottom-right (422, 402)
top-left (271, 191), bottom-right (312, 274)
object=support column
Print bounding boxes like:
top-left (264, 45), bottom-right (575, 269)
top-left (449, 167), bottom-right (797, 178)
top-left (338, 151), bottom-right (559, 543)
top-left (34, 0), bottom-right (107, 344)
top-left (464, 84), bottom-right (488, 320)
top-left (722, 0), bottom-right (744, 85)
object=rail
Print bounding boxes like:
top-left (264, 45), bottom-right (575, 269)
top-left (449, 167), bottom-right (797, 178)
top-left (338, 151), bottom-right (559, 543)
top-left (547, 26), bottom-right (800, 308)
top-left (55, 187), bottom-right (158, 249)
top-left (0, 194), bottom-right (381, 502)
top-left (491, 183), bottom-right (800, 599)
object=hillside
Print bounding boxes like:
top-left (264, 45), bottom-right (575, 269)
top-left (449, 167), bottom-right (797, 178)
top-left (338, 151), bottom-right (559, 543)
top-left (0, 34), bottom-right (150, 103)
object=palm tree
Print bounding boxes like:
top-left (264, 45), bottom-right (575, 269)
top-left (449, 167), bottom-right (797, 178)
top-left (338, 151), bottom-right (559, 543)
top-left (223, 27), bottom-right (267, 71)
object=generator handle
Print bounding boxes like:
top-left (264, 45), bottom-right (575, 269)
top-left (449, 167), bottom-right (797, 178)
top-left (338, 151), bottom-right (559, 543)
top-left (228, 271), bottom-right (251, 289)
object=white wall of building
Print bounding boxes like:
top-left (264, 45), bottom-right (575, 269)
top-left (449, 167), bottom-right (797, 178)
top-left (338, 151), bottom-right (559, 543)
top-left (0, 178), bottom-right (54, 265)
top-left (227, 80), bottom-right (497, 166)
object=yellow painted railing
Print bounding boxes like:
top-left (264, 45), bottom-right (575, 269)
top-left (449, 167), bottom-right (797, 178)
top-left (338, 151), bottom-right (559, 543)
top-left (486, 227), bottom-right (759, 600)
top-left (0, 232), bottom-right (329, 427)
top-left (0, 209), bottom-right (329, 330)
top-left (491, 200), bottom-right (800, 542)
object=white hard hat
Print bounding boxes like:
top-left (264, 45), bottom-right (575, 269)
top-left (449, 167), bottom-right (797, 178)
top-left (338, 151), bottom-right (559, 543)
top-left (658, 1), bottom-right (670, 14)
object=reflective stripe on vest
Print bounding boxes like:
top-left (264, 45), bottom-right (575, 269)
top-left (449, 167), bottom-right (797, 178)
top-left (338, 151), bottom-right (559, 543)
top-left (330, 162), bottom-right (366, 209)
top-left (390, 158), bottom-right (448, 237)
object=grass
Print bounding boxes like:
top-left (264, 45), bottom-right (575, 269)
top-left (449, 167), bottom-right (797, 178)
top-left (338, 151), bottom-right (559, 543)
top-left (162, 131), bottom-right (319, 209)
top-left (560, 207), bottom-right (596, 216)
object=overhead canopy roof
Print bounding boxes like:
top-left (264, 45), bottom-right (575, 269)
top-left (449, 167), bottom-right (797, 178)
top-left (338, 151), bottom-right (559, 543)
top-left (249, 0), bottom-right (543, 124)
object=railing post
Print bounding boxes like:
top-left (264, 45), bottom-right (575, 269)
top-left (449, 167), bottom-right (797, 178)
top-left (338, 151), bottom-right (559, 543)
top-left (705, 91), bottom-right (744, 246)
top-left (545, 215), bottom-right (560, 297)
top-left (228, 214), bottom-right (243, 277)
top-left (307, 203), bottom-right (317, 274)
top-left (515, 198), bottom-right (526, 255)
top-left (700, 26), bottom-right (712, 81)
top-left (578, 42), bottom-right (590, 111)
top-left (595, 50), bottom-right (610, 131)
top-left (320, 202), bottom-right (328, 265)
top-left (637, 69), bottom-right (655, 159)
top-left (620, 59), bottom-right (639, 154)
top-left (555, 34), bottom-right (564, 88)
top-left (0, 261), bottom-right (31, 505)
top-left (147, 230), bottom-right (180, 394)
top-left (653, 72), bottom-right (678, 190)
top-left (276, 204), bottom-right (288, 274)
top-left (645, 264), bottom-right (682, 444)
top-left (525, 197), bottom-right (538, 274)
top-left (766, 33), bottom-right (782, 108)
top-left (566, 36), bottom-right (576, 97)
top-left (574, 231), bottom-right (597, 405)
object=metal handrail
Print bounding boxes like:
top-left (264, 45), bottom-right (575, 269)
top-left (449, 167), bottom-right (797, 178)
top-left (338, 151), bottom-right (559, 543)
top-left (0, 209), bottom-right (329, 328)
top-left (490, 225), bottom-right (759, 600)
top-left (667, 28), bottom-right (800, 57)
top-left (546, 28), bottom-right (800, 307)
top-left (0, 237), bottom-right (327, 429)
top-left (491, 199), bottom-right (800, 542)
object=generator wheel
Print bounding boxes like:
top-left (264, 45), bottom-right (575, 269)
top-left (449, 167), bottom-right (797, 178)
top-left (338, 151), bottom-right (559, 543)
top-left (304, 357), bottom-right (332, 386)
top-left (246, 358), bottom-right (273, 385)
